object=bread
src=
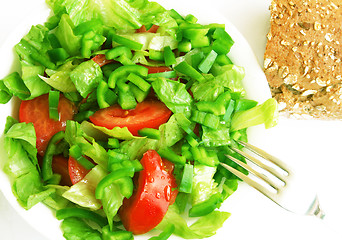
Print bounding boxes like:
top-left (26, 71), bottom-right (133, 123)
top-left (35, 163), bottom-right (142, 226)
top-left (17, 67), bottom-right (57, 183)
top-left (264, 0), bottom-right (342, 119)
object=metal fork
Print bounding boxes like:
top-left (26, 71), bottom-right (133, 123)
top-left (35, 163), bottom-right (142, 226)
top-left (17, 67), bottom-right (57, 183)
top-left (220, 140), bottom-right (325, 219)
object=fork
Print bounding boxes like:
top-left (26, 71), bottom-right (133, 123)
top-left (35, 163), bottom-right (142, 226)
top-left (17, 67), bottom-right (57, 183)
top-left (220, 140), bottom-right (325, 219)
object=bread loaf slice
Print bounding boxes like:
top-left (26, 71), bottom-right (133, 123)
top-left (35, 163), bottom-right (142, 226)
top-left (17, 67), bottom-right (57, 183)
top-left (264, 0), bottom-right (342, 119)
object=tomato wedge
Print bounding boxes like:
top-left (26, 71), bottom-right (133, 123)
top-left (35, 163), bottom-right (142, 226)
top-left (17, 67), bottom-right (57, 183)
top-left (89, 101), bottom-right (172, 136)
top-left (19, 93), bottom-right (76, 156)
top-left (119, 150), bottom-right (178, 235)
top-left (51, 155), bottom-right (72, 186)
top-left (68, 156), bottom-right (90, 185)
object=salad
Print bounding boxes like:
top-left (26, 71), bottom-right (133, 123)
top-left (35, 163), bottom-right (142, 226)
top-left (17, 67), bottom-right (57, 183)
top-left (0, 0), bottom-right (278, 239)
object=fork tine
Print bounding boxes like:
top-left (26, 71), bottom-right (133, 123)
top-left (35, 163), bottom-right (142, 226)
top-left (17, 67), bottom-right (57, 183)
top-left (225, 154), bottom-right (282, 190)
top-left (219, 162), bottom-right (277, 201)
top-left (231, 146), bottom-right (288, 183)
top-left (237, 140), bottom-right (290, 175)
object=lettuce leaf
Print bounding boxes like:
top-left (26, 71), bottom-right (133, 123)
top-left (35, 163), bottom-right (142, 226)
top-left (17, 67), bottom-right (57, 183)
top-left (230, 98), bottom-right (278, 131)
top-left (3, 117), bottom-right (45, 209)
top-left (190, 74), bottom-right (224, 102)
top-left (20, 63), bottom-right (51, 99)
top-left (211, 64), bottom-right (246, 96)
top-left (101, 183), bottom-right (125, 230)
top-left (55, 14), bottom-right (81, 56)
top-left (191, 163), bottom-right (218, 205)
top-left (39, 60), bottom-right (78, 93)
top-left (47, 0), bottom-right (177, 34)
top-left (62, 165), bottom-right (106, 210)
top-left (156, 204), bottom-right (230, 239)
top-left (152, 78), bottom-right (193, 118)
top-left (61, 217), bottom-right (102, 240)
top-left (70, 60), bottom-right (103, 98)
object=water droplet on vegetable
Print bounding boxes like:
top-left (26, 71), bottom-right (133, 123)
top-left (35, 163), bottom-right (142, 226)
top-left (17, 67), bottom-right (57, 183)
top-left (164, 185), bottom-right (171, 201)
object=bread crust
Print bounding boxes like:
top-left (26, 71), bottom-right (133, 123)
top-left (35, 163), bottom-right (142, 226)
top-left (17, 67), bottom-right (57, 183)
top-left (264, 0), bottom-right (342, 119)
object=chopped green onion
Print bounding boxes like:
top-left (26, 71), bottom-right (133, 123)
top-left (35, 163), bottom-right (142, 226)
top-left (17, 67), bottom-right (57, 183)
top-left (129, 82), bottom-right (150, 103)
top-left (74, 110), bottom-right (96, 123)
top-left (112, 34), bottom-right (143, 51)
top-left (118, 89), bottom-right (137, 110)
top-left (108, 138), bottom-right (120, 149)
top-left (108, 65), bottom-right (148, 89)
top-left (183, 28), bottom-right (209, 40)
top-left (127, 73), bottom-right (151, 92)
top-left (102, 225), bottom-right (133, 240)
top-left (179, 164), bottom-right (193, 193)
top-left (174, 61), bottom-right (205, 82)
top-left (95, 168), bottom-right (135, 199)
top-left (177, 40), bottom-right (192, 52)
top-left (215, 54), bottom-right (233, 66)
top-left (42, 131), bottom-right (65, 182)
top-left (56, 208), bottom-right (107, 228)
top-left (97, 80), bottom-right (117, 109)
top-left (149, 50), bottom-right (164, 61)
top-left (148, 71), bottom-right (177, 79)
top-left (105, 45), bottom-right (133, 60)
top-left (184, 14), bottom-right (198, 24)
top-left (138, 128), bottom-right (160, 139)
top-left (191, 110), bottom-right (220, 129)
top-left (198, 50), bottom-right (218, 74)
top-left (190, 147), bottom-right (219, 167)
top-left (191, 36), bottom-right (210, 48)
top-left (189, 192), bottom-right (222, 217)
top-left (69, 145), bottom-right (95, 170)
top-left (223, 99), bottom-right (235, 122)
top-left (235, 99), bottom-right (258, 112)
top-left (163, 46), bottom-right (177, 66)
top-left (158, 147), bottom-right (186, 165)
top-left (48, 90), bottom-right (60, 120)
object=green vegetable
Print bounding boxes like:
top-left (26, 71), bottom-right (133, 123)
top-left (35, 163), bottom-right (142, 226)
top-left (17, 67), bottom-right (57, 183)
top-left (48, 90), bottom-right (60, 120)
top-left (61, 217), bottom-right (102, 240)
top-left (231, 98), bottom-right (278, 131)
top-left (55, 14), bottom-right (81, 56)
top-left (152, 78), bottom-right (193, 118)
top-left (156, 205), bottom-right (230, 239)
top-left (70, 60), bottom-right (103, 98)
top-left (179, 163), bottom-right (194, 193)
top-left (42, 131), bottom-right (65, 182)
top-left (56, 208), bottom-right (108, 228)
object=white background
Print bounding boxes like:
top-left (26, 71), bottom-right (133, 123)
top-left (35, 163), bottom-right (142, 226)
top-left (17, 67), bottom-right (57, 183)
top-left (1, 0), bottom-right (342, 240)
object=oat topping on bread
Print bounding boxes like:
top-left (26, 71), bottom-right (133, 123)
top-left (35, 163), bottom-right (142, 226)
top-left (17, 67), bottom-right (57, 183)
top-left (264, 0), bottom-right (342, 119)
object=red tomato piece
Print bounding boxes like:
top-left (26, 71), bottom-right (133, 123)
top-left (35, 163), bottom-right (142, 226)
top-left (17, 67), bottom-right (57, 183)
top-left (135, 25), bottom-right (159, 33)
top-left (89, 101), bottom-right (172, 136)
top-left (119, 150), bottom-right (178, 235)
top-left (68, 156), bottom-right (90, 185)
top-left (92, 54), bottom-right (114, 67)
top-left (52, 155), bottom-right (72, 186)
top-left (19, 93), bottom-right (76, 156)
top-left (145, 65), bottom-right (172, 74)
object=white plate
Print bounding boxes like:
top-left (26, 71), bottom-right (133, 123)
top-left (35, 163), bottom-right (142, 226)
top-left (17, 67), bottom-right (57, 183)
top-left (0, 1), bottom-right (342, 240)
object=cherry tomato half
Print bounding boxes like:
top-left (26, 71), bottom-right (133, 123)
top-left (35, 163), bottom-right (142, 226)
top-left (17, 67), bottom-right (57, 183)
top-left (68, 156), bottom-right (90, 185)
top-left (119, 150), bottom-right (178, 235)
top-left (19, 93), bottom-right (76, 156)
top-left (89, 100), bottom-right (172, 136)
